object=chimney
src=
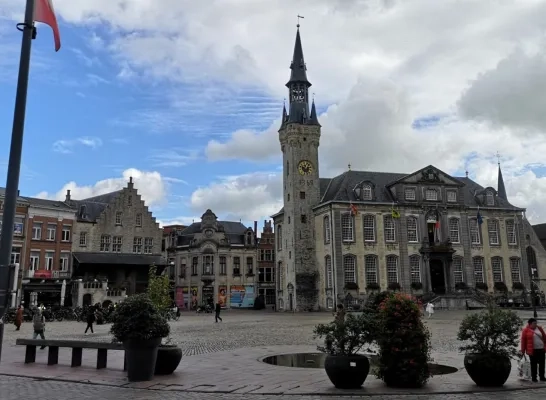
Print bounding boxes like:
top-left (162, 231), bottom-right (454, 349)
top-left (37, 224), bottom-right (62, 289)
top-left (128, 176), bottom-right (134, 189)
top-left (254, 220), bottom-right (258, 233)
top-left (65, 189), bottom-right (71, 202)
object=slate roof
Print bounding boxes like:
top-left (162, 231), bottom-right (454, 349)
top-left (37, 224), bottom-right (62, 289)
top-left (72, 190), bottom-right (123, 222)
top-left (73, 252), bottom-right (165, 266)
top-left (0, 187), bottom-right (29, 204)
top-left (24, 196), bottom-right (75, 211)
top-left (533, 224), bottom-right (546, 241)
top-left (177, 221), bottom-right (250, 246)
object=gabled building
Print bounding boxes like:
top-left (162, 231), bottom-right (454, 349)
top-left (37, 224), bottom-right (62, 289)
top-left (272, 26), bottom-right (546, 311)
top-left (172, 210), bottom-right (258, 309)
top-left (68, 177), bottom-right (164, 307)
top-left (257, 220), bottom-right (276, 307)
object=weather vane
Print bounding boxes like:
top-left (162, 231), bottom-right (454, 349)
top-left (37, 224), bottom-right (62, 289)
top-left (496, 151), bottom-right (501, 166)
top-left (297, 15), bottom-right (304, 28)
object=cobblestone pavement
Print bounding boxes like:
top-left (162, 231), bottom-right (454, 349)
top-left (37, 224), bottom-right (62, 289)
top-left (2, 375), bottom-right (546, 400)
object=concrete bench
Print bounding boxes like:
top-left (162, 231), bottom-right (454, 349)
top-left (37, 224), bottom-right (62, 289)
top-left (16, 339), bottom-right (126, 370)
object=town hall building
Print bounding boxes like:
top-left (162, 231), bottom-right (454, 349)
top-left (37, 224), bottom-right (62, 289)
top-left (272, 26), bottom-right (546, 312)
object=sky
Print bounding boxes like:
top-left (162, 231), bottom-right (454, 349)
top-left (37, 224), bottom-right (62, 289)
top-left (2, 0), bottom-right (546, 228)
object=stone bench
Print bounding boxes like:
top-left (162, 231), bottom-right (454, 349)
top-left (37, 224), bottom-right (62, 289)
top-left (16, 339), bottom-right (126, 370)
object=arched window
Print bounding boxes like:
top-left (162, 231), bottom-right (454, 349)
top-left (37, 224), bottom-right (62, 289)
top-left (362, 184), bottom-right (372, 200)
top-left (325, 256), bottom-right (333, 288)
top-left (341, 213), bottom-right (354, 242)
top-left (448, 218), bottom-right (460, 243)
top-left (409, 255), bottom-right (421, 283)
top-left (343, 255), bottom-right (356, 284)
top-left (386, 255), bottom-right (398, 283)
top-left (324, 216), bottom-right (331, 243)
top-left (486, 190), bottom-right (494, 206)
top-left (488, 220), bottom-right (499, 245)
top-left (510, 257), bottom-right (521, 283)
top-left (384, 215), bottom-right (396, 242)
top-left (277, 225), bottom-right (282, 250)
top-left (473, 257), bottom-right (485, 283)
top-left (506, 220), bottom-right (517, 245)
top-left (452, 257), bottom-right (464, 283)
top-left (363, 215), bottom-right (375, 242)
top-left (364, 255), bottom-right (378, 285)
top-left (407, 217), bottom-right (418, 243)
top-left (491, 257), bottom-right (503, 282)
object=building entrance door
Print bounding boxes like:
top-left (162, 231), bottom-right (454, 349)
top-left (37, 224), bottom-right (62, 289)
top-left (430, 259), bottom-right (445, 294)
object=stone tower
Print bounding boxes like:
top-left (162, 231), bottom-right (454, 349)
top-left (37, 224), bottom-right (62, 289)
top-left (278, 25), bottom-right (321, 311)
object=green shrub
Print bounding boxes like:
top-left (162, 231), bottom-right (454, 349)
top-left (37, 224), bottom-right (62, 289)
top-left (475, 282), bottom-right (488, 291)
top-left (512, 282), bottom-right (525, 291)
top-left (147, 265), bottom-right (172, 312)
top-left (376, 292), bottom-right (431, 388)
top-left (313, 313), bottom-right (375, 356)
top-left (494, 282), bottom-right (508, 292)
top-left (411, 282), bottom-right (423, 291)
top-left (388, 282), bottom-right (401, 291)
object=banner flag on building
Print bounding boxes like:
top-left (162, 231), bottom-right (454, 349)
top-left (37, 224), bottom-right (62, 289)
top-left (349, 203), bottom-right (358, 216)
top-left (35, 0), bottom-right (61, 51)
top-left (477, 207), bottom-right (483, 225)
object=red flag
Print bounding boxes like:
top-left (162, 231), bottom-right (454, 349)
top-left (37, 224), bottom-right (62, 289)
top-left (350, 203), bottom-right (358, 216)
top-left (35, 0), bottom-right (61, 52)
top-left (435, 220), bottom-right (440, 229)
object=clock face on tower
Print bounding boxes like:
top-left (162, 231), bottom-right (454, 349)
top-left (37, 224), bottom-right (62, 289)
top-left (298, 160), bottom-right (314, 175)
top-left (291, 87), bottom-right (305, 102)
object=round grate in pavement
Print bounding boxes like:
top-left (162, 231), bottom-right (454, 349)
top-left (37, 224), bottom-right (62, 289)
top-left (261, 352), bottom-right (458, 375)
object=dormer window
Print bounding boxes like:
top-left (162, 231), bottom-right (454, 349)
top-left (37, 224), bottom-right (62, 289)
top-left (425, 188), bottom-right (438, 201)
top-left (486, 190), bottom-right (494, 206)
top-left (79, 205), bottom-right (87, 219)
top-left (404, 188), bottom-right (416, 201)
top-left (354, 182), bottom-right (373, 201)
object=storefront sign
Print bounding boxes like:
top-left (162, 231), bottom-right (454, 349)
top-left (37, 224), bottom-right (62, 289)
top-left (34, 270), bottom-right (52, 279)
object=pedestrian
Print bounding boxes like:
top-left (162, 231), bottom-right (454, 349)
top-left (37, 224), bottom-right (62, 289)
top-left (333, 304), bottom-right (345, 324)
top-left (425, 302), bottom-right (435, 318)
top-left (14, 305), bottom-right (24, 331)
top-left (520, 318), bottom-right (546, 382)
top-left (32, 308), bottom-right (46, 349)
top-left (215, 302), bottom-right (223, 323)
top-left (85, 308), bottom-right (96, 335)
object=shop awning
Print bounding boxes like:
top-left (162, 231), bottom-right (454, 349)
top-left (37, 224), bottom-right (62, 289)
top-left (23, 283), bottom-right (62, 293)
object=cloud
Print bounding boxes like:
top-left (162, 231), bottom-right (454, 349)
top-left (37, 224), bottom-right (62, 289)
top-left (148, 148), bottom-right (200, 167)
top-left (35, 168), bottom-right (170, 207)
top-left (156, 216), bottom-right (200, 228)
top-left (52, 136), bottom-right (103, 154)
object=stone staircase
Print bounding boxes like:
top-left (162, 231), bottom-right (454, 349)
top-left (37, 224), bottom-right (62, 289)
top-left (428, 288), bottom-right (489, 310)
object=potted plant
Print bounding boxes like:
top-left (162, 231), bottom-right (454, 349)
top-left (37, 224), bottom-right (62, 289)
top-left (457, 303), bottom-right (522, 387)
top-left (455, 282), bottom-right (468, 291)
top-left (410, 282), bottom-right (423, 292)
top-left (376, 292), bottom-right (431, 388)
top-left (111, 294), bottom-right (170, 382)
top-left (366, 282), bottom-right (380, 292)
top-left (475, 282), bottom-right (488, 292)
top-left (388, 282), bottom-right (401, 291)
top-left (313, 313), bottom-right (375, 389)
top-left (494, 282), bottom-right (508, 293)
top-left (345, 282), bottom-right (359, 291)
top-left (512, 282), bottom-right (525, 292)
top-left (147, 266), bottom-right (183, 375)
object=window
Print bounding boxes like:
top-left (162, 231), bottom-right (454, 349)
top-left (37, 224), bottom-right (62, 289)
top-left (365, 255), bottom-right (378, 285)
top-left (488, 220), bottom-right (499, 245)
top-left (115, 211), bottom-right (122, 225)
top-left (10, 247), bottom-right (21, 265)
top-left (288, 216), bottom-right (291, 224)
top-left (220, 256), bottom-right (227, 275)
top-left (301, 214), bottom-right (307, 223)
top-left (61, 226), bottom-right (71, 241)
top-left (473, 257), bottom-right (485, 283)
top-left (191, 257), bottom-right (198, 275)
top-left (384, 215), bottom-right (396, 242)
top-left (259, 267), bottom-right (274, 282)
top-left (277, 226), bottom-right (282, 250)
top-left (112, 236), bottom-right (122, 252)
top-left (79, 232), bottom-right (87, 246)
top-left (407, 217), bottom-right (418, 243)
top-left (491, 257), bottom-right (503, 282)
top-left (448, 218), bottom-right (460, 243)
top-left (144, 237), bottom-right (153, 254)
top-left (486, 190), bottom-right (494, 206)
top-left (136, 213), bottom-right (142, 227)
top-left (409, 255), bottom-right (421, 283)
top-left (246, 257), bottom-right (254, 274)
top-left (363, 215), bottom-right (375, 242)
top-left (362, 184), bottom-right (372, 200)
top-left (343, 255), bottom-right (356, 284)
top-left (326, 298), bottom-right (334, 309)
top-left (278, 261), bottom-right (283, 288)
top-left (325, 256), bottom-right (333, 288)
top-left (32, 223), bottom-right (42, 240)
top-left (59, 254), bottom-right (69, 271)
top-left (300, 191), bottom-right (306, 199)
top-left (47, 224), bottom-right (56, 241)
top-left (386, 255), bottom-right (398, 283)
top-left (506, 220), bottom-right (517, 245)
top-left (510, 258), bottom-right (521, 283)
top-left (203, 255), bottom-right (214, 275)
top-left (30, 252), bottom-right (40, 270)
top-left (341, 213), bottom-right (354, 242)
top-left (45, 252), bottom-right (54, 270)
top-left (233, 257), bottom-right (241, 275)
top-left (446, 190), bottom-right (457, 203)
top-left (128, 195), bottom-right (132, 206)
top-left (132, 237), bottom-right (142, 253)
top-left (453, 258), bottom-right (464, 283)
top-left (404, 188), bottom-right (416, 201)
top-left (287, 194), bottom-right (290, 202)
top-left (425, 188), bottom-right (438, 201)
top-left (324, 216), bottom-right (331, 243)
top-left (100, 235), bottom-right (111, 252)
top-left (260, 250), bottom-right (273, 261)
top-left (469, 218), bottom-right (480, 244)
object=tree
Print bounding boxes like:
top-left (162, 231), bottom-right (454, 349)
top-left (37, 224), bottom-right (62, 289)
top-left (147, 265), bottom-right (171, 312)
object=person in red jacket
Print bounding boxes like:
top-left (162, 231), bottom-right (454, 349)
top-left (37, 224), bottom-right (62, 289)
top-left (521, 318), bottom-right (546, 382)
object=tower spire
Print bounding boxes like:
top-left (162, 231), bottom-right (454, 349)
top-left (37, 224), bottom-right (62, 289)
top-left (497, 152), bottom-right (507, 201)
top-left (286, 23), bottom-right (310, 86)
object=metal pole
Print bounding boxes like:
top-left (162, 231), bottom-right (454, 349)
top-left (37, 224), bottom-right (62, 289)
top-left (0, 0), bottom-right (36, 363)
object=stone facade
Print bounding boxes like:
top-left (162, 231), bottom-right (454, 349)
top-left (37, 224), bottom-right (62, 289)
top-left (172, 210), bottom-right (258, 309)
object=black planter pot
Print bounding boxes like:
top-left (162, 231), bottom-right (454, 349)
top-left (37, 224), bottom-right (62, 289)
top-left (155, 345), bottom-right (183, 375)
top-left (464, 353), bottom-right (511, 387)
top-left (123, 337), bottom-right (162, 382)
top-left (324, 354), bottom-right (370, 389)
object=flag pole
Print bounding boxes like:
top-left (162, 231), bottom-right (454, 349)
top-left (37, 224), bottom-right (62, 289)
top-left (0, 0), bottom-right (36, 363)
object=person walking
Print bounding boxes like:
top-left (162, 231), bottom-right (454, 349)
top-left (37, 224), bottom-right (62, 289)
top-left (215, 302), bottom-right (223, 323)
top-left (425, 302), bottom-right (435, 319)
top-left (521, 318), bottom-right (546, 382)
top-left (32, 308), bottom-right (46, 349)
top-left (85, 308), bottom-right (96, 335)
top-left (333, 304), bottom-right (346, 324)
top-left (14, 305), bottom-right (24, 331)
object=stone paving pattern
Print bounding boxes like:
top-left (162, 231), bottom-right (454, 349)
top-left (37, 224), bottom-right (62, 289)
top-left (1, 309), bottom-right (546, 398)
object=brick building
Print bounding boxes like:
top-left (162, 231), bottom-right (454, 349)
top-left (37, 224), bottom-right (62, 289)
top-left (257, 220), bottom-right (276, 307)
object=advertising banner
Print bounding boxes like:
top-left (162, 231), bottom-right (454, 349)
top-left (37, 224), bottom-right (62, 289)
top-left (218, 285), bottom-right (228, 308)
top-left (190, 286), bottom-right (199, 309)
top-left (13, 222), bottom-right (23, 236)
top-left (243, 285), bottom-right (255, 308)
top-left (229, 285), bottom-right (255, 308)
top-left (34, 270), bottom-right (52, 279)
top-left (175, 287), bottom-right (184, 308)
